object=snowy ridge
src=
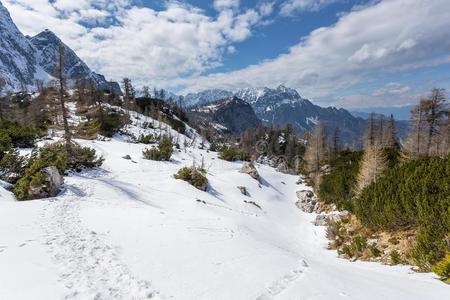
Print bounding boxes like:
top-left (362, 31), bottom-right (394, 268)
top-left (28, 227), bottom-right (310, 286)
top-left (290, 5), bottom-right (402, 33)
top-left (0, 0), bottom-right (39, 90)
top-left (0, 2), bottom-right (119, 94)
top-left (184, 89), bottom-right (234, 108)
top-left (182, 85), bottom-right (366, 145)
top-left (183, 85), bottom-right (305, 108)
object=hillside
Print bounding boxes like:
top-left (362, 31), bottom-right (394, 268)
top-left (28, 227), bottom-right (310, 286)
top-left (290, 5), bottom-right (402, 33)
top-left (1, 1), bottom-right (449, 298)
top-left (0, 100), bottom-right (448, 299)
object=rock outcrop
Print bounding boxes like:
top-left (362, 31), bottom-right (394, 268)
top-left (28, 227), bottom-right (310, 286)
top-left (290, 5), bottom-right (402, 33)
top-left (295, 190), bottom-right (317, 213)
top-left (239, 162), bottom-right (259, 180)
top-left (28, 166), bottom-right (63, 199)
top-left (237, 186), bottom-right (248, 196)
top-left (314, 211), bottom-right (350, 226)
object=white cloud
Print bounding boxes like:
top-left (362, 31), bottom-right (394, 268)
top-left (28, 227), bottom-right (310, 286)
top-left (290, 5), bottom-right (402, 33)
top-left (3, 0), bottom-right (449, 108)
top-left (371, 83), bottom-right (411, 97)
top-left (3, 0), bottom-right (272, 87)
top-left (259, 1), bottom-right (274, 16)
top-left (227, 45), bottom-right (236, 53)
top-left (280, 0), bottom-right (339, 15)
top-left (330, 86), bottom-right (421, 109)
top-left (214, 0), bottom-right (240, 11)
top-left (52, 0), bottom-right (91, 12)
top-left (177, 0), bottom-right (450, 107)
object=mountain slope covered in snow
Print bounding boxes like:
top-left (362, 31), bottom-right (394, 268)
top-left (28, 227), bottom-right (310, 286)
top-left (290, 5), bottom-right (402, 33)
top-left (0, 1), bottom-right (119, 94)
top-left (0, 103), bottom-right (448, 299)
top-left (0, 1), bottom-right (44, 90)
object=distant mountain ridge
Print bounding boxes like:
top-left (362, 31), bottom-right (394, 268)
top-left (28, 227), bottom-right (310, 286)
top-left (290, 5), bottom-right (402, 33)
top-left (188, 96), bottom-right (261, 135)
top-left (0, 1), bottom-right (120, 94)
top-left (183, 85), bottom-right (366, 146)
top-left (350, 105), bottom-right (415, 121)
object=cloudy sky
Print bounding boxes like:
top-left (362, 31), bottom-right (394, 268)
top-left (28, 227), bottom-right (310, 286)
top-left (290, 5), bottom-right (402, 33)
top-left (3, 0), bottom-right (450, 108)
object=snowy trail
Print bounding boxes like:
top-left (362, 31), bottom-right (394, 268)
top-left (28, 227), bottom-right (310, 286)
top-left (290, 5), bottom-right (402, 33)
top-left (256, 259), bottom-right (309, 300)
top-left (1, 134), bottom-right (450, 299)
top-left (41, 192), bottom-right (160, 299)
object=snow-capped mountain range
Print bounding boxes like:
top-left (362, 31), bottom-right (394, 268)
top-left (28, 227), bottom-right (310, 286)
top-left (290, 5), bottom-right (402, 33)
top-left (0, 0), bottom-right (362, 144)
top-left (0, 1), bottom-right (120, 94)
top-left (183, 85), bottom-right (366, 145)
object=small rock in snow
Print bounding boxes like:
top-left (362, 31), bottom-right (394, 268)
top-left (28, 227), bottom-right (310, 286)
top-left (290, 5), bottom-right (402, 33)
top-left (295, 190), bottom-right (317, 213)
top-left (237, 186), bottom-right (248, 196)
top-left (239, 162), bottom-right (259, 180)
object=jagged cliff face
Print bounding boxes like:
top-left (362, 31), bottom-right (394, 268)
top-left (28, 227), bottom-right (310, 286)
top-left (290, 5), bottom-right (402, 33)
top-left (30, 30), bottom-right (121, 94)
top-left (189, 96), bottom-right (261, 135)
top-left (0, 1), bottom-right (39, 90)
top-left (0, 1), bottom-right (120, 94)
top-left (31, 30), bottom-right (93, 80)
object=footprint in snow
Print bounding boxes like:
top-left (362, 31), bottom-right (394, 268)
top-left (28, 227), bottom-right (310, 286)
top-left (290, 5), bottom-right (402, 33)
top-left (256, 259), bottom-right (308, 300)
top-left (40, 197), bottom-right (163, 299)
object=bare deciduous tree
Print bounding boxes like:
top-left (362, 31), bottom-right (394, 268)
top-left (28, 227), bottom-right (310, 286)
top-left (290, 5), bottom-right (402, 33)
top-left (304, 121), bottom-right (327, 178)
top-left (423, 88), bottom-right (447, 155)
top-left (355, 145), bottom-right (387, 195)
top-left (122, 78), bottom-right (134, 116)
top-left (404, 88), bottom-right (448, 158)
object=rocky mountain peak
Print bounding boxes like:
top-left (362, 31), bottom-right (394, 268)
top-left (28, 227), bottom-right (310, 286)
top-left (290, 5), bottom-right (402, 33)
top-left (0, 2), bottom-right (121, 94)
top-left (276, 84), bottom-right (299, 96)
top-left (0, 0), bottom-right (38, 90)
top-left (31, 29), bottom-right (62, 48)
top-left (189, 95), bottom-right (261, 135)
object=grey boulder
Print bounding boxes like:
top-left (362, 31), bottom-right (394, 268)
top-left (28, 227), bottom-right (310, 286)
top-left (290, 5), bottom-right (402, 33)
top-left (295, 190), bottom-right (317, 213)
top-left (28, 166), bottom-right (63, 199)
top-left (239, 162), bottom-right (259, 180)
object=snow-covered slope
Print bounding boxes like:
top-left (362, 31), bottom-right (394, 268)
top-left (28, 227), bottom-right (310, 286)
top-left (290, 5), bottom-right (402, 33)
top-left (0, 2), bottom-right (120, 94)
top-left (184, 89), bottom-right (234, 107)
top-left (0, 1), bottom-right (44, 90)
top-left (0, 104), bottom-right (449, 299)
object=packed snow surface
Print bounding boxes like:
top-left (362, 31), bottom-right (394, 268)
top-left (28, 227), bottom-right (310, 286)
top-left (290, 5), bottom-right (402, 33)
top-left (0, 109), bottom-right (449, 299)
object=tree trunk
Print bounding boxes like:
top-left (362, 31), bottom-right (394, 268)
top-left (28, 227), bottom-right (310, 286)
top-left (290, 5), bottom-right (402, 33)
top-left (57, 45), bottom-right (71, 155)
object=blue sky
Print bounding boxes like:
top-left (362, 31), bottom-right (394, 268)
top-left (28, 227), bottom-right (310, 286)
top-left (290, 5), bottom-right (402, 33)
top-left (3, 0), bottom-right (450, 108)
